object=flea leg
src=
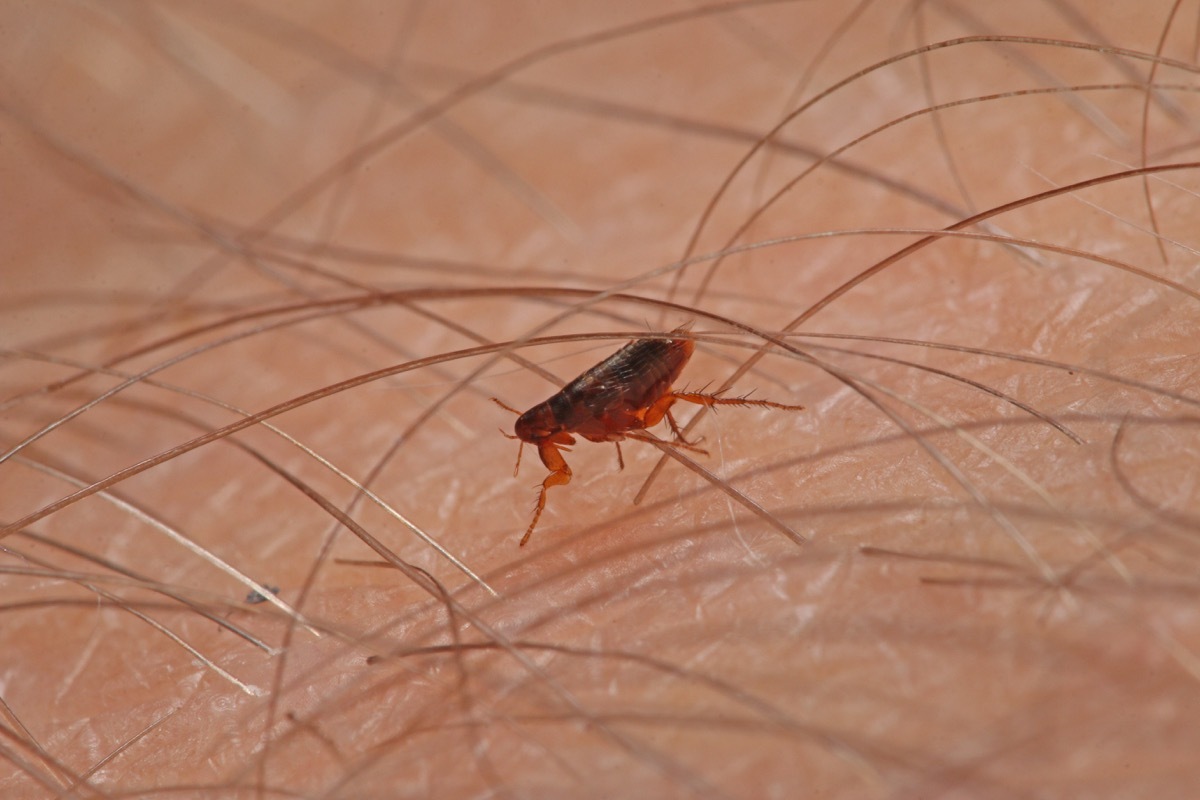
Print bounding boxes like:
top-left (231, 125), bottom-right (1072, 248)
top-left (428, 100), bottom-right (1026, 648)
top-left (490, 397), bottom-right (522, 416)
top-left (641, 394), bottom-right (677, 431)
top-left (522, 441), bottom-right (573, 547)
top-left (644, 395), bottom-right (704, 446)
top-left (510, 440), bottom-right (524, 478)
top-left (670, 391), bottom-right (805, 413)
top-left (614, 441), bottom-right (625, 471)
top-left (647, 389), bottom-right (802, 448)
top-left (490, 397), bottom-right (526, 476)
top-left (663, 406), bottom-right (696, 445)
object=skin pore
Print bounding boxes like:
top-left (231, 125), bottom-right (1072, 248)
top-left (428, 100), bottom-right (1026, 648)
top-left (2, 1), bottom-right (1199, 797)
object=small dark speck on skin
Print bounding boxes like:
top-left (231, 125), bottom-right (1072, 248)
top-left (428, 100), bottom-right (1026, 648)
top-left (245, 585), bottom-right (280, 604)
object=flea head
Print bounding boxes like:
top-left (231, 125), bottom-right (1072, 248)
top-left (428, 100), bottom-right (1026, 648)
top-left (514, 403), bottom-right (557, 442)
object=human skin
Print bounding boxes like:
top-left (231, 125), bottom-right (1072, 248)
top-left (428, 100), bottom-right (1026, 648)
top-left (1, 1), bottom-right (1199, 798)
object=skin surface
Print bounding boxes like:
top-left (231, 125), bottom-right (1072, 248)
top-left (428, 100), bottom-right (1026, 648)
top-left (1, 2), bottom-right (1199, 798)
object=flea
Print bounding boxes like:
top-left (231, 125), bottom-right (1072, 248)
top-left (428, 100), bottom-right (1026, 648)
top-left (493, 327), bottom-right (804, 546)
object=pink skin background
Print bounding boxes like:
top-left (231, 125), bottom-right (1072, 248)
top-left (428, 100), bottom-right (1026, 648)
top-left (1, 1), bottom-right (1198, 797)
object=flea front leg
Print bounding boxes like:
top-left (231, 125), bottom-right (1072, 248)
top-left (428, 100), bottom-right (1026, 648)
top-left (522, 439), bottom-right (573, 547)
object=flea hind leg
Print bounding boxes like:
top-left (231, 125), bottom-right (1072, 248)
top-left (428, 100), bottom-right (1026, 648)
top-left (670, 390), bottom-right (805, 413)
top-left (643, 395), bottom-right (695, 443)
top-left (523, 441), bottom-right (573, 547)
top-left (649, 389), bottom-right (803, 449)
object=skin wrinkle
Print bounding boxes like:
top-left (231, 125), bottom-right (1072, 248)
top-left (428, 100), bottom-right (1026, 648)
top-left (1, 2), bottom-right (1198, 798)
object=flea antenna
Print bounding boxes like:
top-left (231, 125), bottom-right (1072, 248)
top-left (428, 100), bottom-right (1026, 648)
top-left (490, 397), bottom-right (522, 415)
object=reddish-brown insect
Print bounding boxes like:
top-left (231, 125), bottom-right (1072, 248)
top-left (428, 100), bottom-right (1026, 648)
top-left (493, 326), bottom-right (805, 546)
